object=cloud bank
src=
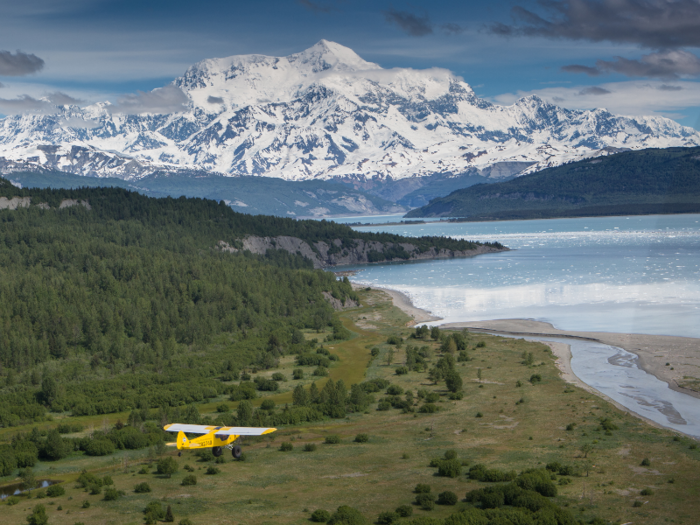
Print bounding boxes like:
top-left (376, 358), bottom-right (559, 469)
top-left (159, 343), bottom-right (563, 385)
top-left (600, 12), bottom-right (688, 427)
top-left (564, 50), bottom-right (700, 79)
top-left (0, 50), bottom-right (45, 76)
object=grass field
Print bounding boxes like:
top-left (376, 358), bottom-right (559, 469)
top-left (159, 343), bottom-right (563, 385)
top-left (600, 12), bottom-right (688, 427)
top-left (1, 288), bottom-right (699, 525)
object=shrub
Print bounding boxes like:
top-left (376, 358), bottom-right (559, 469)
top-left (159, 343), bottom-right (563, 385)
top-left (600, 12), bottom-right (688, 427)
top-left (415, 493), bottom-right (435, 510)
top-left (6, 496), bottom-right (19, 505)
top-left (205, 466), bottom-right (220, 475)
top-left (293, 369), bottom-right (304, 380)
top-left (354, 434), bottom-right (369, 443)
top-left (46, 484), bottom-right (65, 497)
top-left (181, 475), bottom-right (197, 486)
top-left (260, 399), bottom-right (276, 411)
top-left (475, 412), bottom-right (483, 418)
top-left (437, 491), bottom-right (458, 505)
top-left (424, 392), bottom-right (440, 403)
top-left (216, 403), bottom-right (229, 413)
top-left (377, 511), bottom-right (399, 524)
top-left (476, 341), bottom-right (486, 348)
top-left (144, 501), bottom-right (165, 522)
top-left (138, 466), bottom-right (149, 475)
top-left (26, 504), bottom-right (48, 525)
top-left (414, 484), bottom-right (431, 493)
top-left (272, 372), bottom-right (286, 381)
top-left (640, 488), bottom-right (654, 496)
top-left (103, 488), bottom-right (123, 501)
top-left (157, 457), bottom-right (179, 478)
top-left (304, 443), bottom-right (317, 452)
top-left (448, 392), bottom-right (464, 400)
top-left (633, 500), bottom-right (643, 507)
top-left (325, 435), bottom-right (341, 444)
top-left (134, 482), bottom-right (151, 493)
top-left (34, 490), bottom-right (46, 499)
top-left (102, 475), bottom-right (113, 486)
top-left (444, 450), bottom-right (457, 460)
top-left (444, 371), bottom-right (463, 393)
top-left (566, 423), bottom-right (576, 431)
top-left (327, 505), bottom-right (367, 525)
top-left (641, 458), bottom-right (651, 467)
top-left (396, 504), bottom-right (413, 517)
top-left (84, 438), bottom-right (115, 456)
top-left (395, 366), bottom-right (409, 376)
top-left (386, 385), bottom-right (403, 396)
top-left (280, 442), bottom-right (294, 452)
top-left (599, 418), bottom-right (618, 431)
top-left (311, 509), bottom-right (331, 522)
top-left (529, 374), bottom-right (542, 384)
top-left (82, 500), bottom-right (90, 508)
top-left (89, 484), bottom-right (102, 495)
top-left (468, 464), bottom-right (517, 482)
top-left (313, 366), bottom-right (329, 377)
top-left (179, 520), bottom-right (194, 525)
top-left (437, 459), bottom-right (462, 478)
top-left (419, 403), bottom-right (439, 414)
top-left (387, 335), bottom-right (403, 345)
top-left (371, 348), bottom-right (380, 357)
top-left (377, 401), bottom-right (391, 411)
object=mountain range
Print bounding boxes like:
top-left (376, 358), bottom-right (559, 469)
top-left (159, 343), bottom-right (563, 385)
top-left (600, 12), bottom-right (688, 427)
top-left (1, 40), bottom-right (699, 215)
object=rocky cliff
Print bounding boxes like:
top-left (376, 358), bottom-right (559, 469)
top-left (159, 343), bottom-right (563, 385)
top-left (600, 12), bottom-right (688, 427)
top-left (218, 236), bottom-right (507, 269)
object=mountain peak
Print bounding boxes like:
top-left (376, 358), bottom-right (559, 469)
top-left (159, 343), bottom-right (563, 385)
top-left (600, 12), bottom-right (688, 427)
top-left (289, 40), bottom-right (381, 73)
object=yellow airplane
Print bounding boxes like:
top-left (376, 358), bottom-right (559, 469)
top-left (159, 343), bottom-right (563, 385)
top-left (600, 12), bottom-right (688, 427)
top-left (164, 424), bottom-right (276, 458)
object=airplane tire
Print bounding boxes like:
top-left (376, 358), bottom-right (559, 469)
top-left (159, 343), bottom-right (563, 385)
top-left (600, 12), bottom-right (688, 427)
top-left (212, 446), bottom-right (223, 457)
top-left (232, 445), bottom-right (242, 459)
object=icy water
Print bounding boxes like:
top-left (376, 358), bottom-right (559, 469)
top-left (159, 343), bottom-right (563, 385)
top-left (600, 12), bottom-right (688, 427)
top-left (340, 214), bottom-right (700, 338)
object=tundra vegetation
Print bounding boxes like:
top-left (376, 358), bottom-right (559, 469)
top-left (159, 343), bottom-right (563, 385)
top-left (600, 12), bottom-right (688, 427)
top-left (0, 184), bottom-right (697, 525)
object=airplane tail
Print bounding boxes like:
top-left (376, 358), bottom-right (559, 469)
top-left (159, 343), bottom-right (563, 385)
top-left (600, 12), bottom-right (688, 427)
top-left (176, 430), bottom-right (189, 450)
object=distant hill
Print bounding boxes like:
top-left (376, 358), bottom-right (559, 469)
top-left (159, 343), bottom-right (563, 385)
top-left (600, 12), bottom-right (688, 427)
top-left (3, 170), bottom-right (404, 218)
top-left (406, 147), bottom-right (700, 220)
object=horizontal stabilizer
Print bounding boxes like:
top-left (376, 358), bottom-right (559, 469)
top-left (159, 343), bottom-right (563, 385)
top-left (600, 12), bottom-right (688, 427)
top-left (163, 423), bottom-right (276, 436)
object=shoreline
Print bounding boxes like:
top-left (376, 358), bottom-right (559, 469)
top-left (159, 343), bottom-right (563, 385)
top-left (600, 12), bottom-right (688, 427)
top-left (359, 283), bottom-right (700, 435)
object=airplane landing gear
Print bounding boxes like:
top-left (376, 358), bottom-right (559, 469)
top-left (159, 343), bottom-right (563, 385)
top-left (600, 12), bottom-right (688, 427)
top-left (232, 445), bottom-right (242, 459)
top-left (178, 452), bottom-right (182, 457)
top-left (212, 446), bottom-right (223, 457)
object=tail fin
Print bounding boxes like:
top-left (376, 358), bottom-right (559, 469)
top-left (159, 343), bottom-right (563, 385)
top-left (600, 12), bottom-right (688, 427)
top-left (177, 430), bottom-right (189, 450)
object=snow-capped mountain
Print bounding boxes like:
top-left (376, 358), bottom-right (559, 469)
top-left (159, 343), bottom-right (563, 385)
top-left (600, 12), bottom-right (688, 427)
top-left (1, 40), bottom-right (699, 182)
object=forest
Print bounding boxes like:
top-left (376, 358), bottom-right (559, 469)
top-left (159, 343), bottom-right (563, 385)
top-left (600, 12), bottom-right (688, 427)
top-left (407, 146), bottom-right (700, 219)
top-left (0, 178), bottom-right (380, 432)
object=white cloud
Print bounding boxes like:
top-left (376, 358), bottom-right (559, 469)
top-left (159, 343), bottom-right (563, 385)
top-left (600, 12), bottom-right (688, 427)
top-left (493, 80), bottom-right (700, 119)
top-left (108, 84), bottom-right (189, 114)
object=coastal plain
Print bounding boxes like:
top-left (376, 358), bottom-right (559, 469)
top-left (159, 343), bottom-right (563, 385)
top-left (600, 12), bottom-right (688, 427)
top-left (2, 288), bottom-right (698, 525)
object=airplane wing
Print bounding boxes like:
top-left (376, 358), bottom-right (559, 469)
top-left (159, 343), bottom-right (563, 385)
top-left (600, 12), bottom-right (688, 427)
top-left (163, 424), bottom-right (276, 436)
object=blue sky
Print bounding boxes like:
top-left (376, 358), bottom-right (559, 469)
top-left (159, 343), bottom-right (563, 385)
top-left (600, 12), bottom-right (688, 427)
top-left (1, 0), bottom-right (700, 128)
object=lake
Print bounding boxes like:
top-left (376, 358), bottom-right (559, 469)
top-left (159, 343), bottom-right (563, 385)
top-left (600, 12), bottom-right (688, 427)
top-left (339, 214), bottom-right (700, 338)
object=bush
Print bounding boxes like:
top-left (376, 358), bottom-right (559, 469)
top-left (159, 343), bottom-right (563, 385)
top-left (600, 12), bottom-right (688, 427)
top-left (304, 443), bottom-right (317, 452)
top-left (386, 335), bottom-right (403, 345)
top-left (640, 488), bottom-right (654, 496)
top-left (103, 488), bottom-right (123, 501)
top-left (134, 482), bottom-right (152, 493)
top-left (26, 504), bottom-right (48, 525)
top-left (437, 491), bottom-right (458, 505)
top-left (272, 372), bottom-right (286, 381)
top-left (377, 401), bottom-right (391, 411)
top-left (354, 433), bottom-right (369, 443)
top-left (633, 500), bottom-right (643, 507)
top-left (46, 484), bottom-right (65, 497)
top-left (84, 438), bottom-right (115, 456)
top-left (313, 367), bottom-right (329, 377)
top-left (468, 464), bottom-right (517, 482)
top-left (325, 435), bottom-right (341, 444)
top-left (424, 392), bottom-right (440, 403)
top-left (444, 371), bottom-right (463, 393)
top-left (181, 475), bottom-right (197, 486)
top-left (311, 509), bottom-right (331, 522)
top-left (216, 403), bottom-right (229, 413)
top-left (377, 511), bottom-right (399, 524)
top-left (415, 493), bottom-right (435, 510)
top-left (386, 385), bottom-right (403, 396)
top-left (280, 442), bottom-right (294, 452)
top-left (396, 505), bottom-right (413, 517)
top-left (179, 520), bottom-right (194, 525)
top-left (419, 403), bottom-right (439, 414)
top-left (157, 457), bottom-right (179, 478)
top-left (395, 366), bottom-right (409, 376)
top-left (529, 374), bottom-right (542, 384)
top-left (641, 458), bottom-right (651, 467)
top-left (437, 459), bottom-right (462, 478)
top-left (293, 369), bottom-right (304, 380)
top-left (476, 341), bottom-right (486, 348)
top-left (328, 505), bottom-right (367, 525)
top-left (444, 450), bottom-right (457, 460)
top-left (205, 466), bottom-right (220, 475)
top-left (6, 496), bottom-right (19, 505)
top-left (371, 348), bottom-right (380, 357)
top-left (82, 500), bottom-right (90, 508)
top-left (144, 501), bottom-right (165, 522)
top-left (260, 399), bottom-right (276, 411)
top-left (448, 392), bottom-right (463, 400)
top-left (565, 423), bottom-right (576, 431)
top-left (475, 412), bottom-right (483, 418)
